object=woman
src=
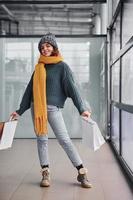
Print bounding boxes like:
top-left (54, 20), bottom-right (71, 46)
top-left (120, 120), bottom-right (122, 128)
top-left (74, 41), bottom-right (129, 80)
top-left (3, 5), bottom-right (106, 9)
top-left (10, 33), bottom-right (92, 188)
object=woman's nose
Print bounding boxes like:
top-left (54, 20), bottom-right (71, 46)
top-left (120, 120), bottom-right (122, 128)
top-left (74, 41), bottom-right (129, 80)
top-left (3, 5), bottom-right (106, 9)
top-left (44, 46), bottom-right (48, 50)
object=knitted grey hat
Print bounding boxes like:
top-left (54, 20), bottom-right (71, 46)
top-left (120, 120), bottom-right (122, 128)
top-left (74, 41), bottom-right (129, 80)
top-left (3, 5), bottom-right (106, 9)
top-left (38, 32), bottom-right (58, 52)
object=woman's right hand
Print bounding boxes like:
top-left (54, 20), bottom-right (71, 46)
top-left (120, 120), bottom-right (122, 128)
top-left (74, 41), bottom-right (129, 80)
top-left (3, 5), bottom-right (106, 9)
top-left (10, 112), bottom-right (20, 121)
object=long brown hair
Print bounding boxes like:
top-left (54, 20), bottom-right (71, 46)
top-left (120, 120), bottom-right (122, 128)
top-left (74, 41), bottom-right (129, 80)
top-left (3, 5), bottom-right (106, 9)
top-left (51, 48), bottom-right (60, 56)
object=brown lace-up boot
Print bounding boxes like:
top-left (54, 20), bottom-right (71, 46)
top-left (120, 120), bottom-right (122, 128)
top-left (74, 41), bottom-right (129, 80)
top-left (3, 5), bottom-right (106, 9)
top-left (40, 167), bottom-right (50, 187)
top-left (77, 168), bottom-right (92, 188)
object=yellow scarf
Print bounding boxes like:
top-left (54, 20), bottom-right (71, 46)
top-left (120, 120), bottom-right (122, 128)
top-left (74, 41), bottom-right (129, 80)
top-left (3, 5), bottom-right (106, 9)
top-left (33, 54), bottom-right (63, 135)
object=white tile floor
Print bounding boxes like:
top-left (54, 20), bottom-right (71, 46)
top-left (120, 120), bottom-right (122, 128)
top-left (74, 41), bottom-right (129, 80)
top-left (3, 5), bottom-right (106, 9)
top-left (0, 139), bottom-right (132, 200)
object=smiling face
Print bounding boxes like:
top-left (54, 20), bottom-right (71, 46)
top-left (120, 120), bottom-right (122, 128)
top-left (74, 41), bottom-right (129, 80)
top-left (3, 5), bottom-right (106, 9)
top-left (40, 42), bottom-right (54, 56)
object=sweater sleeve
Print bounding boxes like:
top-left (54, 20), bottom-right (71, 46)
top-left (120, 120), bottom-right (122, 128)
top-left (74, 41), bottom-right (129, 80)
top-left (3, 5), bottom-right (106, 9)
top-left (16, 72), bottom-right (34, 115)
top-left (63, 63), bottom-right (86, 115)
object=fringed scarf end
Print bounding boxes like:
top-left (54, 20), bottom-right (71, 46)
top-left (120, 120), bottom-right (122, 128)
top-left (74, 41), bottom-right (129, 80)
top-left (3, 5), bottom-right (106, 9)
top-left (34, 116), bottom-right (48, 136)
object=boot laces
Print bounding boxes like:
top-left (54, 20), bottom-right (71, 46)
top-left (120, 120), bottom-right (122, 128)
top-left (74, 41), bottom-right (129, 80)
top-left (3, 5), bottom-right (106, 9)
top-left (42, 170), bottom-right (49, 180)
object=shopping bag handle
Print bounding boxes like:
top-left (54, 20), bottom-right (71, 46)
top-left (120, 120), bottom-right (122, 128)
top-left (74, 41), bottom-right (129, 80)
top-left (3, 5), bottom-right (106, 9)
top-left (9, 117), bottom-right (18, 122)
top-left (82, 116), bottom-right (96, 125)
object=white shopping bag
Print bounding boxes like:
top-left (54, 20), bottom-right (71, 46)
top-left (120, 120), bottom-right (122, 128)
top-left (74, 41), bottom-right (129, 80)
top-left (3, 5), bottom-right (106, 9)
top-left (0, 120), bottom-right (18, 150)
top-left (82, 117), bottom-right (105, 151)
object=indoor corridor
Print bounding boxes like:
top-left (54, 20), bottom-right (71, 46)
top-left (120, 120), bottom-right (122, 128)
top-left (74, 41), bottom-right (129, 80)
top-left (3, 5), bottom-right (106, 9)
top-left (0, 139), bottom-right (132, 200)
top-left (0, 0), bottom-right (133, 200)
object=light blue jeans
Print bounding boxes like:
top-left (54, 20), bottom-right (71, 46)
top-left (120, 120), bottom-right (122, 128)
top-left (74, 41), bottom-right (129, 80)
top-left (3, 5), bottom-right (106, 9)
top-left (31, 104), bottom-right (82, 167)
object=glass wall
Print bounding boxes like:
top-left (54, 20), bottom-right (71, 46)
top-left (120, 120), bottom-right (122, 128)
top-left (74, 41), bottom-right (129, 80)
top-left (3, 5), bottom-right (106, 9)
top-left (122, 0), bottom-right (133, 47)
top-left (111, 12), bottom-right (121, 60)
top-left (108, 0), bottom-right (133, 181)
top-left (111, 61), bottom-right (120, 102)
top-left (122, 111), bottom-right (133, 171)
top-left (111, 59), bottom-right (120, 150)
top-left (0, 37), bottom-right (107, 138)
top-left (121, 48), bottom-right (133, 105)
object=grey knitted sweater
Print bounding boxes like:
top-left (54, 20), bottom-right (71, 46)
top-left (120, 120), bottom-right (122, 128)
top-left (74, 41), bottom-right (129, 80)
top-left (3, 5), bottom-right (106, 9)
top-left (16, 61), bottom-right (86, 115)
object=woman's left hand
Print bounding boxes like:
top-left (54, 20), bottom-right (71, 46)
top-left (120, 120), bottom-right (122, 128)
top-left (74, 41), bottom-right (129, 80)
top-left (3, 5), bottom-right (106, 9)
top-left (81, 111), bottom-right (91, 118)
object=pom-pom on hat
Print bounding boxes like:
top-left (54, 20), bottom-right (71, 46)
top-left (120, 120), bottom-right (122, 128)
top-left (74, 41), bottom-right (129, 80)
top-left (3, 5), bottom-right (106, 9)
top-left (38, 32), bottom-right (58, 52)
